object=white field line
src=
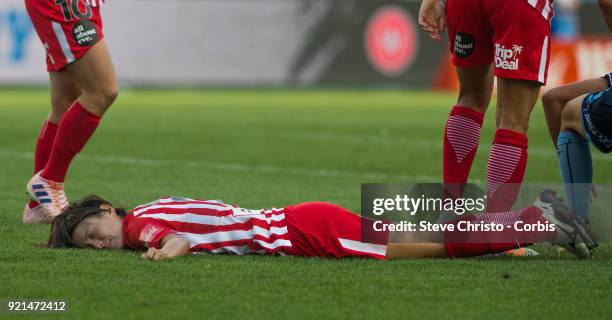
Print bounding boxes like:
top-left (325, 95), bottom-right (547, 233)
top-left (5, 150), bottom-right (609, 189)
top-left (241, 128), bottom-right (612, 162)
top-left (0, 150), bottom-right (437, 182)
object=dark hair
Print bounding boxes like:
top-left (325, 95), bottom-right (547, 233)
top-left (48, 195), bottom-right (126, 248)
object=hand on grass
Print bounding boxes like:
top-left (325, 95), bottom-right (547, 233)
top-left (142, 248), bottom-right (170, 261)
top-left (418, 0), bottom-right (446, 42)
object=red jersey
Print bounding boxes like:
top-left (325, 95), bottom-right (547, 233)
top-left (122, 197), bottom-right (389, 260)
top-left (123, 197), bottom-right (292, 255)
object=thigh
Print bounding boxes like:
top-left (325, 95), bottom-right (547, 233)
top-left (446, 0), bottom-right (494, 68)
top-left (64, 39), bottom-right (117, 94)
top-left (488, 0), bottom-right (551, 84)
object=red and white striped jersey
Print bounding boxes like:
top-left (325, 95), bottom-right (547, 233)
top-left (84, 0), bottom-right (105, 8)
top-left (122, 197), bottom-right (292, 256)
top-left (525, 0), bottom-right (555, 22)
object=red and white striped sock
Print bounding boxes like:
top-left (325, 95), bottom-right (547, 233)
top-left (486, 129), bottom-right (528, 212)
top-left (29, 120), bottom-right (58, 209)
top-left (443, 105), bottom-right (484, 198)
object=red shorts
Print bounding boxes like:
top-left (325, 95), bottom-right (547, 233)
top-left (25, 0), bottom-right (104, 72)
top-left (284, 202), bottom-right (389, 260)
top-left (446, 0), bottom-right (552, 84)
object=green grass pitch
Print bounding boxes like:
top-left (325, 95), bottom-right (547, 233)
top-left (1, 89), bottom-right (610, 319)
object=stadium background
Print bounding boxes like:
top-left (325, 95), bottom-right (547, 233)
top-left (1, 0), bottom-right (610, 87)
top-left (1, 0), bottom-right (611, 319)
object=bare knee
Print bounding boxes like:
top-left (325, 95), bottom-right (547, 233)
top-left (456, 65), bottom-right (493, 112)
top-left (82, 84), bottom-right (119, 114)
top-left (542, 88), bottom-right (565, 111)
top-left (457, 89), bottom-right (490, 112)
top-left (96, 84), bottom-right (119, 108)
top-left (499, 115), bottom-right (530, 133)
top-left (499, 104), bottom-right (532, 133)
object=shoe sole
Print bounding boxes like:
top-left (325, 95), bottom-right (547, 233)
top-left (552, 205), bottom-right (598, 259)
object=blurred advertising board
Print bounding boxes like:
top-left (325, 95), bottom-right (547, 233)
top-left (0, 0), bottom-right (441, 87)
top-left (0, 0), bottom-right (608, 88)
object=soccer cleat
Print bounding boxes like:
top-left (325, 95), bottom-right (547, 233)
top-left (26, 171), bottom-right (68, 220)
top-left (533, 190), bottom-right (598, 259)
top-left (22, 203), bottom-right (50, 224)
top-left (499, 247), bottom-right (539, 257)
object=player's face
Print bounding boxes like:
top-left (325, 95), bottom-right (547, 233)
top-left (71, 205), bottom-right (124, 250)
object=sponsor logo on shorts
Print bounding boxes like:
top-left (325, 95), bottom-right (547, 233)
top-left (72, 20), bottom-right (98, 47)
top-left (453, 32), bottom-right (474, 59)
top-left (495, 44), bottom-right (522, 71)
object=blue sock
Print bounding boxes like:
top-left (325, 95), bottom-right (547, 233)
top-left (557, 131), bottom-right (593, 221)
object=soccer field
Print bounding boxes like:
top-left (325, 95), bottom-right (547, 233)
top-left (1, 89), bottom-right (610, 319)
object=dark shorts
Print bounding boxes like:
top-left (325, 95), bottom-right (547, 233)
top-left (582, 85), bottom-right (612, 153)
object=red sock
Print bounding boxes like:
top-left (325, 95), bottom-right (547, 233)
top-left (29, 120), bottom-right (59, 208)
top-left (443, 106), bottom-right (484, 198)
top-left (486, 129), bottom-right (528, 212)
top-left (41, 101), bottom-right (101, 182)
top-left (444, 206), bottom-right (555, 258)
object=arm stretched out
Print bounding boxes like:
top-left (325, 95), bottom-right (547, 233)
top-left (141, 234), bottom-right (190, 261)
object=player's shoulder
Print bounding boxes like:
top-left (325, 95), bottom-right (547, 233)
top-left (129, 196), bottom-right (228, 216)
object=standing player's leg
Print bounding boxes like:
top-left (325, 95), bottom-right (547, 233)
top-left (23, 72), bottom-right (81, 223)
top-left (556, 95), bottom-right (593, 222)
top-left (24, 0), bottom-right (117, 219)
top-left (443, 65), bottom-right (493, 198)
top-left (484, 0), bottom-right (553, 212)
top-left (441, 0), bottom-right (494, 199)
top-left (28, 40), bottom-right (118, 218)
top-left (486, 79), bottom-right (539, 212)
top-left (556, 87), bottom-right (612, 225)
top-left (42, 40), bottom-right (117, 182)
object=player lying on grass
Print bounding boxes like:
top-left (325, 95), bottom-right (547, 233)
top-left (542, 72), bottom-right (612, 229)
top-left (47, 190), bottom-right (596, 260)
